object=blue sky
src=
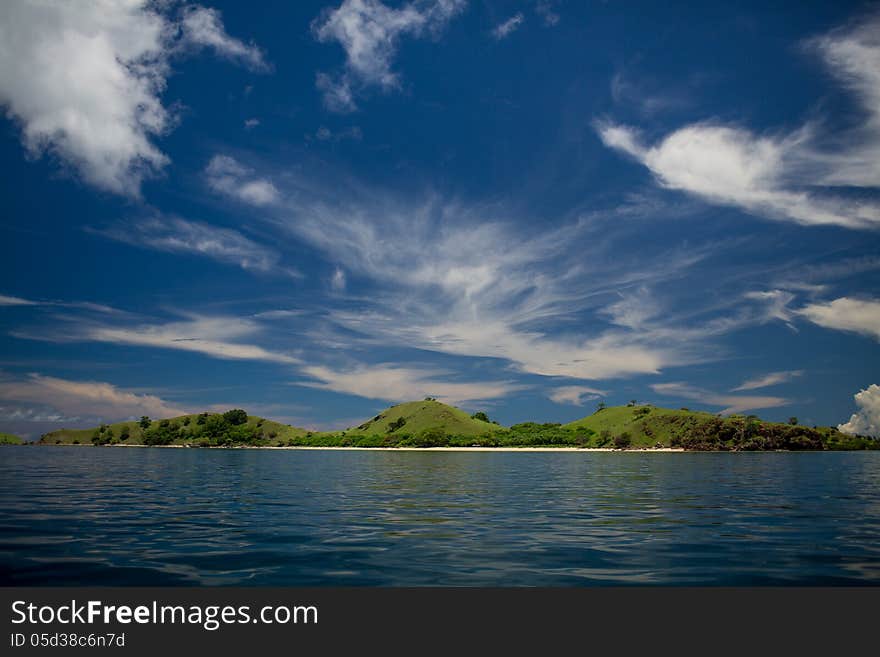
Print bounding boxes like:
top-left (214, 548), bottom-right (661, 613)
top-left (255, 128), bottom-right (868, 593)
top-left (1, 0), bottom-right (879, 439)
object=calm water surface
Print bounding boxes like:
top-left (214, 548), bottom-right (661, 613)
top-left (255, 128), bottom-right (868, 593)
top-left (1, 447), bottom-right (879, 585)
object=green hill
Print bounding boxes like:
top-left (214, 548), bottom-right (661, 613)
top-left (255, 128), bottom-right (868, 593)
top-left (40, 410), bottom-right (308, 447)
top-left (32, 402), bottom-right (877, 450)
top-left (347, 400), bottom-right (499, 437)
top-left (0, 432), bottom-right (23, 445)
top-left (564, 404), bottom-right (872, 450)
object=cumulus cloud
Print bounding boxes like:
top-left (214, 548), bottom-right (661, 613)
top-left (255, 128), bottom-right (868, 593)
top-left (491, 13), bottom-right (524, 40)
top-left (548, 386), bottom-right (605, 406)
top-left (838, 383), bottom-right (880, 437)
top-left (0, 373), bottom-right (187, 422)
top-left (0, 1), bottom-right (268, 197)
top-left (650, 382), bottom-right (790, 415)
top-left (597, 122), bottom-right (880, 229)
top-left (299, 363), bottom-right (520, 405)
top-left (312, 0), bottom-right (466, 112)
top-left (798, 297), bottom-right (880, 341)
top-left (205, 155), bottom-right (280, 206)
top-left (596, 14), bottom-right (880, 230)
top-left (244, 118), bottom-right (260, 129)
top-left (93, 214), bottom-right (300, 277)
top-left (733, 370), bottom-right (804, 391)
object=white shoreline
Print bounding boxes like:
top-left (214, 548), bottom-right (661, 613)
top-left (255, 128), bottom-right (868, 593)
top-left (42, 444), bottom-right (686, 452)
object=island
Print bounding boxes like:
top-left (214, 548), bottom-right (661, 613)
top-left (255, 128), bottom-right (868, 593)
top-left (37, 399), bottom-right (877, 451)
top-left (0, 432), bottom-right (23, 445)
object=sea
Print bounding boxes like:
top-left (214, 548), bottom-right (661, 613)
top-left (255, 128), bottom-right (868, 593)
top-left (1, 447), bottom-right (879, 585)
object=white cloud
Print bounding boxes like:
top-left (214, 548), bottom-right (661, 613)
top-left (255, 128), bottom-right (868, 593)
top-left (181, 6), bottom-right (268, 71)
top-left (86, 315), bottom-right (300, 364)
top-left (278, 193), bottom-right (691, 379)
top-left (94, 214), bottom-right (300, 277)
top-left (596, 14), bottom-right (880, 230)
top-left (299, 363), bottom-right (520, 405)
top-left (838, 383), bottom-right (880, 437)
top-left (312, 0), bottom-right (466, 111)
top-left (244, 118), bottom-right (260, 129)
top-left (331, 267), bottom-right (347, 290)
top-left (798, 297), bottom-right (880, 340)
top-left (205, 155), bottom-right (280, 206)
top-left (0, 1), bottom-right (267, 197)
top-left (733, 370), bottom-right (804, 391)
top-left (0, 373), bottom-right (187, 422)
top-left (491, 13), bottom-right (524, 40)
top-left (535, 1), bottom-right (560, 26)
top-left (0, 294), bottom-right (38, 306)
top-left (314, 125), bottom-right (363, 141)
top-left (597, 122), bottom-right (880, 229)
top-left (548, 386), bottom-right (605, 406)
top-left (651, 382), bottom-right (790, 415)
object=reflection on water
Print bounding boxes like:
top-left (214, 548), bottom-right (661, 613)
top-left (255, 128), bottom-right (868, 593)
top-left (1, 448), bottom-right (879, 585)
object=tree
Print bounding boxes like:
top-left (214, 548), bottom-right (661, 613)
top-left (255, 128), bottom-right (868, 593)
top-left (596, 401), bottom-right (606, 412)
top-left (628, 399), bottom-right (637, 407)
top-left (204, 414), bottom-right (231, 438)
top-left (139, 416), bottom-right (151, 429)
top-left (788, 417), bottom-right (799, 426)
top-left (614, 432), bottom-right (632, 448)
top-left (119, 425), bottom-right (130, 441)
top-left (472, 411), bottom-right (490, 423)
top-left (223, 409), bottom-right (248, 426)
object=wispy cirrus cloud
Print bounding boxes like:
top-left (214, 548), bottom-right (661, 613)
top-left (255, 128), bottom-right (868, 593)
top-left (86, 316), bottom-right (301, 365)
top-left (298, 363), bottom-right (521, 406)
top-left (92, 214), bottom-right (301, 278)
top-left (597, 13), bottom-right (880, 230)
top-left (650, 382), bottom-right (790, 415)
top-left (312, 0), bottom-right (466, 112)
top-left (548, 385), bottom-right (605, 406)
top-left (14, 314), bottom-right (300, 366)
top-left (733, 370), bottom-right (804, 391)
top-left (0, 1), bottom-right (268, 197)
top-left (0, 373), bottom-right (187, 423)
top-left (491, 13), bottom-right (524, 40)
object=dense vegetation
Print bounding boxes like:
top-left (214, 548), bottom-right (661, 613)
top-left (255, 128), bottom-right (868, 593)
top-left (37, 400), bottom-right (878, 450)
top-left (0, 432), bottom-right (22, 445)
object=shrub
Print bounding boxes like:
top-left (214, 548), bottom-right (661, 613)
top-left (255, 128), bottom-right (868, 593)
top-left (472, 411), bottom-right (490, 423)
top-left (387, 417), bottom-right (407, 432)
top-left (139, 416), bottom-right (151, 429)
top-left (613, 433), bottom-right (632, 449)
top-left (223, 409), bottom-right (249, 426)
top-left (407, 428), bottom-right (449, 447)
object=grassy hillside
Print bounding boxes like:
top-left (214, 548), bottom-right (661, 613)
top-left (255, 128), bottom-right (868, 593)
top-left (0, 432), bottom-right (22, 445)
top-left (40, 410), bottom-right (308, 447)
top-left (347, 400), bottom-right (498, 437)
top-left (564, 404), bottom-right (875, 450)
